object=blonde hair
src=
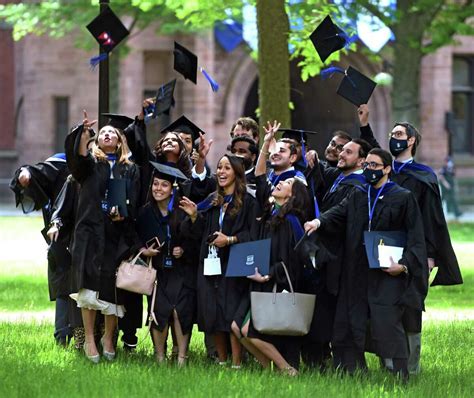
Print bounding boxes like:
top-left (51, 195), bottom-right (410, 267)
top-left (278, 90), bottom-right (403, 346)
top-left (91, 126), bottom-right (132, 164)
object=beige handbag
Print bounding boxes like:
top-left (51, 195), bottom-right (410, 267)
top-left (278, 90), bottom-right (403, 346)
top-left (116, 249), bottom-right (157, 296)
top-left (250, 262), bottom-right (316, 336)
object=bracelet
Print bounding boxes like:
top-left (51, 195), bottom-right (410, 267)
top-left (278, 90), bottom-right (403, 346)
top-left (260, 149), bottom-right (269, 156)
top-left (227, 236), bottom-right (231, 246)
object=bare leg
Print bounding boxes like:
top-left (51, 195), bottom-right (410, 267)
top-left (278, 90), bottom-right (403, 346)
top-left (248, 337), bottom-right (294, 372)
top-left (230, 333), bottom-right (242, 367)
top-left (172, 310), bottom-right (189, 366)
top-left (170, 321), bottom-right (178, 357)
top-left (151, 325), bottom-right (169, 363)
top-left (82, 308), bottom-right (98, 356)
top-left (231, 320), bottom-right (270, 368)
top-left (102, 314), bottom-right (117, 354)
top-left (214, 332), bottom-right (228, 363)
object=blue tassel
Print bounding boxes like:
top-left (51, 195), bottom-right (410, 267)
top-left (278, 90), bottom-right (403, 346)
top-left (339, 31), bottom-right (359, 49)
top-left (200, 68), bottom-right (219, 92)
top-left (89, 53), bottom-right (108, 70)
top-left (320, 66), bottom-right (346, 80)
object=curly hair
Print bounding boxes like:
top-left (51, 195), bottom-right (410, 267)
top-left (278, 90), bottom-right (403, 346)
top-left (153, 132), bottom-right (192, 177)
top-left (213, 154), bottom-right (247, 217)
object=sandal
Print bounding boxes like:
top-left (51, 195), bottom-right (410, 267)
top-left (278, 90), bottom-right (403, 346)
top-left (281, 366), bottom-right (298, 377)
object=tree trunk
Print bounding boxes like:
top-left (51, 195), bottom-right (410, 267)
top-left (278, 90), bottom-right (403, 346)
top-left (256, 0), bottom-right (291, 140)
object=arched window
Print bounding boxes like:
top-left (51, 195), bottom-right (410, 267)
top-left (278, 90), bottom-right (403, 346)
top-left (452, 57), bottom-right (473, 154)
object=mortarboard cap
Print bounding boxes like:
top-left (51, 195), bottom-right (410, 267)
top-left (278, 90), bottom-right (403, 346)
top-left (101, 113), bottom-right (134, 131)
top-left (149, 161), bottom-right (189, 182)
top-left (174, 41), bottom-right (198, 84)
top-left (337, 66), bottom-right (377, 107)
top-left (278, 128), bottom-right (319, 144)
top-left (153, 79), bottom-right (176, 118)
top-left (87, 7), bottom-right (129, 54)
top-left (160, 115), bottom-right (204, 142)
top-left (310, 15), bottom-right (356, 63)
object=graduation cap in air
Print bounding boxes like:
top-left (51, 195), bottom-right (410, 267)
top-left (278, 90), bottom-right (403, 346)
top-left (160, 115), bottom-right (205, 144)
top-left (153, 79), bottom-right (176, 117)
top-left (101, 113), bottom-right (134, 131)
top-left (87, 6), bottom-right (129, 68)
top-left (173, 41), bottom-right (219, 92)
top-left (310, 15), bottom-right (358, 64)
top-left (320, 65), bottom-right (377, 107)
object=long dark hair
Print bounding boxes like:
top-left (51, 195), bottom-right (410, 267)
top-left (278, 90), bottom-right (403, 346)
top-left (153, 132), bottom-right (192, 177)
top-left (147, 174), bottom-right (182, 232)
top-left (266, 179), bottom-right (311, 229)
top-left (213, 154), bottom-right (247, 217)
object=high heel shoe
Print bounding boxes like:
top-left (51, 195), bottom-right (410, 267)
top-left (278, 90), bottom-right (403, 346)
top-left (83, 342), bottom-right (100, 364)
top-left (100, 337), bottom-right (116, 361)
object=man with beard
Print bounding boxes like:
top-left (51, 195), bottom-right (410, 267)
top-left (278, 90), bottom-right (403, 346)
top-left (301, 138), bottom-right (371, 369)
top-left (230, 135), bottom-right (258, 187)
top-left (357, 104), bottom-right (463, 374)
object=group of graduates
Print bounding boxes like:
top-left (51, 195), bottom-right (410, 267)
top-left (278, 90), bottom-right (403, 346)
top-left (10, 100), bottom-right (463, 379)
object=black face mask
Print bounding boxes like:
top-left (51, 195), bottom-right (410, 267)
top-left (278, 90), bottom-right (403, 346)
top-left (363, 168), bottom-right (385, 185)
top-left (389, 137), bottom-right (408, 156)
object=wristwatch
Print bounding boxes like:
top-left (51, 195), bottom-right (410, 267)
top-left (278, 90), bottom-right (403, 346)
top-left (401, 265), bottom-right (409, 275)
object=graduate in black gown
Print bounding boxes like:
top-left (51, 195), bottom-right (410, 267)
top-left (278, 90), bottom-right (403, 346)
top-left (65, 112), bottom-right (141, 363)
top-left (305, 148), bottom-right (428, 379)
top-left (358, 105), bottom-right (462, 373)
top-left (230, 122), bottom-right (311, 375)
top-left (10, 153), bottom-right (72, 345)
top-left (179, 154), bottom-right (257, 368)
top-left (301, 138), bottom-right (371, 369)
top-left (137, 165), bottom-right (198, 366)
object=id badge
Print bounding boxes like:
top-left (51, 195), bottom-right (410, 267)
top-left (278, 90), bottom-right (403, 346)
top-left (204, 246), bottom-right (221, 276)
top-left (163, 255), bottom-right (174, 269)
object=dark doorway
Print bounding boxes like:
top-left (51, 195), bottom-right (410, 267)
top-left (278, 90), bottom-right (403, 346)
top-left (244, 61), bottom-right (361, 155)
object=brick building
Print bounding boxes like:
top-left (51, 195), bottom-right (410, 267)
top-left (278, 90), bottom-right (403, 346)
top-left (1, 22), bottom-right (473, 205)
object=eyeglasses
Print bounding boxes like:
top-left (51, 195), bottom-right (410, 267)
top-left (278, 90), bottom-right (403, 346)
top-left (389, 131), bottom-right (407, 139)
top-left (363, 161), bottom-right (385, 170)
top-left (329, 140), bottom-right (344, 151)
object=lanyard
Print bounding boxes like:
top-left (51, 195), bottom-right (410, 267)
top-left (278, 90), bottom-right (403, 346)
top-left (329, 173), bottom-right (345, 193)
top-left (219, 195), bottom-right (233, 230)
top-left (392, 159), bottom-right (412, 174)
top-left (367, 182), bottom-right (386, 231)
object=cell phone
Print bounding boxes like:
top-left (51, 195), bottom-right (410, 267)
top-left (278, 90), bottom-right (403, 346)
top-left (146, 237), bottom-right (161, 249)
top-left (206, 233), bottom-right (218, 244)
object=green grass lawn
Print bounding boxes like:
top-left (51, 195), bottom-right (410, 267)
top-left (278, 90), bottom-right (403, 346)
top-left (0, 217), bottom-right (473, 397)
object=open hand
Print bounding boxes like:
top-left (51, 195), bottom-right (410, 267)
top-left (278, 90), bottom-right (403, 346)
top-left (247, 267), bottom-right (271, 283)
top-left (382, 256), bottom-right (406, 276)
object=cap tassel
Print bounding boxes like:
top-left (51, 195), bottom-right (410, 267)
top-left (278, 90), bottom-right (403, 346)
top-left (320, 66), bottom-right (345, 80)
top-left (340, 31), bottom-right (358, 48)
top-left (89, 53), bottom-right (109, 70)
top-left (200, 68), bottom-right (219, 92)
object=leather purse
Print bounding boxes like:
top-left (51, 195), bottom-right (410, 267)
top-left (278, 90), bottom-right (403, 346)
top-left (116, 249), bottom-right (157, 296)
top-left (250, 262), bottom-right (316, 336)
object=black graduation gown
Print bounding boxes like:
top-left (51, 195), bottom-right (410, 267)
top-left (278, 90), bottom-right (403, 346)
top-left (359, 123), bottom-right (462, 287)
top-left (10, 158), bottom-right (70, 300)
top-left (245, 175), bottom-right (307, 369)
top-left (319, 182), bottom-right (428, 359)
top-left (183, 193), bottom-right (257, 333)
top-left (303, 172), bottom-right (367, 350)
top-left (65, 125), bottom-right (141, 304)
top-left (137, 203), bottom-right (198, 334)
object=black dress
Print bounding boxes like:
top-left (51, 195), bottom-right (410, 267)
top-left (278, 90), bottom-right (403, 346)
top-left (183, 192), bottom-right (257, 334)
top-left (319, 182), bottom-right (428, 360)
top-left (65, 125), bottom-right (141, 304)
top-left (137, 203), bottom-right (198, 335)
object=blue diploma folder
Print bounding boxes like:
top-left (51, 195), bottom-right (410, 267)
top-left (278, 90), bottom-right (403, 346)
top-left (363, 230), bottom-right (407, 269)
top-left (225, 239), bottom-right (271, 277)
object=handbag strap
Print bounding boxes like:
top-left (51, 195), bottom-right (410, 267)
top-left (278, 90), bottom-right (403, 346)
top-left (129, 248), bottom-right (148, 266)
top-left (272, 262), bottom-right (296, 305)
